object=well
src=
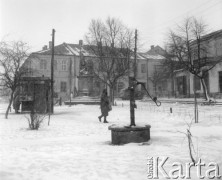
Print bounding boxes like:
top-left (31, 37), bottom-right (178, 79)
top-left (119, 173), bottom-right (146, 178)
top-left (108, 124), bottom-right (151, 145)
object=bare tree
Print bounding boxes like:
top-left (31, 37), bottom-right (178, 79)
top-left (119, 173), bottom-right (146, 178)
top-left (0, 41), bottom-right (30, 119)
top-left (85, 17), bottom-right (135, 104)
top-left (177, 119), bottom-right (198, 165)
top-left (167, 17), bottom-right (221, 101)
top-left (161, 52), bottom-right (183, 97)
top-left (149, 66), bottom-right (166, 96)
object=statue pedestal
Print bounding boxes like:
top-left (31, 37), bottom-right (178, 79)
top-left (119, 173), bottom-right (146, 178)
top-left (78, 75), bottom-right (93, 96)
top-left (108, 124), bottom-right (151, 145)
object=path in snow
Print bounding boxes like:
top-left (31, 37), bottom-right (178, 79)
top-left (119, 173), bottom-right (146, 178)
top-left (0, 101), bottom-right (222, 180)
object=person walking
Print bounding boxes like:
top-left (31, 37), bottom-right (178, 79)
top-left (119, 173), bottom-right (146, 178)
top-left (98, 89), bottom-right (111, 123)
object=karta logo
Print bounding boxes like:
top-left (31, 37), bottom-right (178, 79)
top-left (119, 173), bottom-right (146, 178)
top-left (147, 157), bottom-right (221, 179)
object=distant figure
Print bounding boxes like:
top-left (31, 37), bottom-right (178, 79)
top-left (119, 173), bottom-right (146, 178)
top-left (13, 89), bottom-right (20, 113)
top-left (8, 99), bottom-right (11, 112)
top-left (59, 97), bottom-right (62, 106)
top-left (98, 89), bottom-right (111, 123)
top-left (70, 92), bottom-right (73, 99)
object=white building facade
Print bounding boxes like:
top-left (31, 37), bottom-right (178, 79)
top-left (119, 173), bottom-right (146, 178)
top-left (174, 29), bottom-right (222, 98)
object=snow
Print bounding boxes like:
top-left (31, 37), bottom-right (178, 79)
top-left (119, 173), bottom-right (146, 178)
top-left (0, 100), bottom-right (222, 180)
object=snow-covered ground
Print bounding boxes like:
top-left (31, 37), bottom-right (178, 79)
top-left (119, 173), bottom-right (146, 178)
top-left (0, 100), bottom-right (222, 180)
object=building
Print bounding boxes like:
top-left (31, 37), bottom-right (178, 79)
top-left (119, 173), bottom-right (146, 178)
top-left (147, 45), bottom-right (166, 56)
top-left (116, 52), bottom-right (166, 97)
top-left (24, 41), bottom-right (103, 101)
top-left (24, 41), bottom-right (171, 101)
top-left (116, 46), bottom-right (172, 97)
top-left (174, 29), bottom-right (222, 98)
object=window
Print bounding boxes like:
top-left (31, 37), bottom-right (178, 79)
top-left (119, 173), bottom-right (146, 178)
top-left (176, 76), bottom-right (187, 95)
top-left (40, 60), bottom-right (47, 70)
top-left (54, 60), bottom-right (57, 71)
top-left (141, 64), bottom-right (146, 73)
top-left (62, 60), bottom-right (67, 71)
top-left (117, 82), bottom-right (125, 92)
top-left (26, 61), bottom-right (31, 69)
top-left (193, 76), bottom-right (201, 91)
top-left (219, 71), bottom-right (222, 93)
top-left (26, 61), bottom-right (33, 75)
top-left (60, 81), bottom-right (67, 92)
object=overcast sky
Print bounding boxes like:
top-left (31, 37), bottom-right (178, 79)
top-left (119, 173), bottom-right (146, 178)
top-left (1, 0), bottom-right (222, 52)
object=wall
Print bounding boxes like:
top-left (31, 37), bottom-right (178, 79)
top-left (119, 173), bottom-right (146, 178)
top-left (137, 58), bottom-right (172, 96)
top-left (174, 70), bottom-right (190, 97)
top-left (189, 35), bottom-right (222, 96)
top-left (28, 54), bottom-right (80, 101)
top-left (174, 33), bottom-right (222, 98)
top-left (208, 62), bottom-right (222, 93)
top-left (179, 62), bottom-right (222, 97)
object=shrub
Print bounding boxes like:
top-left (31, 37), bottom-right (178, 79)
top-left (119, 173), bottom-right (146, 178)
top-left (26, 111), bottom-right (47, 130)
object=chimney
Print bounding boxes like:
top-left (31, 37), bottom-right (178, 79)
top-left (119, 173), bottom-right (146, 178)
top-left (49, 41), bottom-right (52, 49)
top-left (79, 40), bottom-right (83, 46)
top-left (151, 45), bottom-right (154, 50)
top-left (42, 45), bottom-right (47, 50)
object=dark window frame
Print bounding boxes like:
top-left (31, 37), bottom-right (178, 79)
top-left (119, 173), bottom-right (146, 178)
top-left (40, 60), bottom-right (47, 70)
top-left (219, 71), bottom-right (222, 93)
top-left (141, 64), bottom-right (146, 73)
top-left (60, 81), bottom-right (67, 92)
top-left (193, 75), bottom-right (201, 91)
top-left (62, 60), bottom-right (67, 71)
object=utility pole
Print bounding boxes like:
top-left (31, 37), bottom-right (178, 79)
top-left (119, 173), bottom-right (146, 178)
top-left (129, 29), bottom-right (138, 126)
top-left (134, 29), bottom-right (137, 78)
top-left (51, 29), bottom-right (55, 114)
top-left (69, 58), bottom-right (72, 107)
top-left (146, 58), bottom-right (149, 92)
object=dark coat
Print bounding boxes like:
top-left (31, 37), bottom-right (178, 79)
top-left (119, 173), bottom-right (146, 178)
top-left (100, 94), bottom-right (110, 116)
top-left (13, 90), bottom-right (20, 111)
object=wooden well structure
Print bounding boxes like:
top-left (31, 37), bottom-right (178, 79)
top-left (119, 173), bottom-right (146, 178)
top-left (19, 77), bottom-right (51, 113)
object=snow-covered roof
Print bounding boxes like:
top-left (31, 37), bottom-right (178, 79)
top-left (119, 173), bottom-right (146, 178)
top-left (190, 29), bottom-right (222, 45)
top-left (35, 43), bottom-right (73, 56)
top-left (34, 43), bottom-right (96, 57)
top-left (34, 43), bottom-right (165, 60)
top-left (137, 52), bottom-right (165, 60)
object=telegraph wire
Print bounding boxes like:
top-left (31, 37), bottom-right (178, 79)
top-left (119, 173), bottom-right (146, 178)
top-left (56, 0), bottom-right (221, 40)
top-left (141, 0), bottom-right (222, 38)
top-left (150, 0), bottom-right (221, 32)
top-left (50, 0), bottom-right (222, 50)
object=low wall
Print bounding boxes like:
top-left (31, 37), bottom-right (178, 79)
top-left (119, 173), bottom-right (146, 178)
top-left (108, 124), bottom-right (151, 145)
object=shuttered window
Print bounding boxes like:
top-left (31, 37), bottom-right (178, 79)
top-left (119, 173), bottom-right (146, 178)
top-left (60, 81), bottom-right (67, 92)
top-left (193, 76), bottom-right (201, 91)
top-left (219, 71), bottom-right (222, 93)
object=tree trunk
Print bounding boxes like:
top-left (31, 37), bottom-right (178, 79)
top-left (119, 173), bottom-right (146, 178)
top-left (194, 89), bottom-right (198, 123)
top-left (200, 78), bottom-right (210, 101)
top-left (109, 86), bottom-right (115, 105)
top-left (171, 74), bottom-right (175, 97)
top-left (5, 91), bottom-right (14, 119)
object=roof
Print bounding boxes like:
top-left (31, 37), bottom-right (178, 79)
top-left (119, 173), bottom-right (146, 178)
top-left (65, 44), bottom-right (96, 56)
top-left (34, 42), bottom-right (165, 60)
top-left (137, 52), bottom-right (165, 60)
top-left (35, 43), bottom-right (86, 56)
top-left (191, 29), bottom-right (222, 45)
top-left (34, 43), bottom-right (119, 57)
top-left (201, 29), bottom-right (222, 41)
top-left (147, 45), bottom-right (166, 56)
top-left (36, 43), bottom-right (72, 55)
